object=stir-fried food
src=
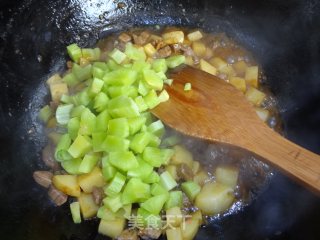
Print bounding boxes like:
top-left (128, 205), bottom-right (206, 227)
top-left (35, 26), bottom-right (280, 240)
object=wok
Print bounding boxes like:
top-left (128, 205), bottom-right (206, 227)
top-left (0, 0), bottom-right (320, 239)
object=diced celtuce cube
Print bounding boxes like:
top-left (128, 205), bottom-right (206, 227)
top-left (187, 30), bottom-right (203, 41)
top-left (166, 206), bottom-right (182, 227)
top-left (109, 151), bottom-right (138, 172)
top-left (78, 192), bottom-right (99, 219)
top-left (233, 60), bottom-right (247, 76)
top-left (70, 202), bottom-right (81, 223)
top-left (210, 57), bottom-right (228, 70)
top-left (143, 69), bottom-right (163, 90)
top-left (108, 48), bottom-right (127, 64)
top-left (245, 87), bottom-right (266, 106)
top-left (245, 66), bottom-right (259, 87)
top-left (144, 43), bottom-right (157, 57)
top-left (192, 41), bottom-right (206, 57)
top-left (255, 108), bottom-right (270, 122)
top-left (229, 77), bottom-right (246, 92)
top-left (107, 118), bottom-right (129, 138)
top-left (199, 59), bottom-right (217, 75)
top-left (158, 89), bottom-right (170, 103)
top-left (68, 135), bottom-right (91, 158)
top-left (162, 31), bottom-right (184, 44)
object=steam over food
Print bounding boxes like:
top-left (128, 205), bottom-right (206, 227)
top-left (35, 26), bottom-right (280, 239)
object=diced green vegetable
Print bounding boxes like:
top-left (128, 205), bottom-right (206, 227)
top-left (61, 157), bottom-right (82, 174)
top-left (90, 78), bottom-right (104, 95)
top-left (94, 92), bottom-right (109, 112)
top-left (184, 82), bottom-right (192, 91)
top-left (96, 110), bottom-right (110, 132)
top-left (82, 48), bottom-right (101, 61)
top-left (125, 43), bottom-right (146, 61)
top-left (39, 105), bottom-right (52, 123)
top-left (104, 172), bottom-right (126, 196)
top-left (79, 108), bottom-right (96, 135)
top-left (164, 79), bottom-right (173, 86)
top-left (62, 72), bottom-right (78, 86)
top-left (56, 104), bottom-right (74, 125)
top-left (143, 147), bottom-right (173, 167)
top-left (67, 43), bottom-right (82, 63)
top-left (107, 118), bottom-right (129, 138)
top-left (127, 116), bottom-right (147, 135)
top-left (130, 132), bottom-right (153, 153)
top-left (181, 181), bottom-right (201, 201)
top-left (166, 55), bottom-right (186, 68)
top-left (107, 86), bottom-right (138, 99)
top-left (134, 96), bottom-right (148, 112)
top-left (55, 134), bottom-right (72, 162)
top-left (102, 135), bottom-right (130, 152)
top-left (70, 202), bottom-right (81, 223)
top-left (152, 59), bottom-right (168, 73)
top-left (127, 158), bottom-right (153, 180)
top-left (147, 120), bottom-right (165, 137)
top-left (108, 96), bottom-right (140, 118)
top-left (143, 171), bottom-right (160, 184)
top-left (151, 183), bottom-right (169, 196)
top-left (161, 135), bottom-right (181, 147)
top-left (165, 191), bottom-right (183, 210)
top-left (140, 194), bottom-right (168, 215)
top-left (68, 117), bottom-right (80, 140)
top-left (103, 194), bottom-right (123, 213)
top-left (109, 48), bottom-right (127, 64)
top-left (68, 135), bottom-right (91, 158)
top-left (144, 90), bottom-right (160, 109)
top-left (158, 89), bottom-right (170, 103)
top-left (121, 178), bottom-right (150, 204)
top-left (138, 80), bottom-right (150, 96)
top-left (132, 60), bottom-right (151, 72)
top-left (108, 151), bottom-right (138, 172)
top-left (73, 64), bottom-right (92, 82)
top-left (79, 153), bottom-right (100, 173)
top-left (103, 68), bottom-right (138, 86)
top-left (143, 69), bottom-right (163, 91)
top-left (102, 163), bottom-right (117, 181)
top-left (160, 171), bottom-right (177, 191)
top-left (92, 132), bottom-right (107, 152)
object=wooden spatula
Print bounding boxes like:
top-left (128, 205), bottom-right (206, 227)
top-left (152, 65), bottom-right (320, 193)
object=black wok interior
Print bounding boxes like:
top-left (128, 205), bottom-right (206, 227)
top-left (1, 0), bottom-right (320, 239)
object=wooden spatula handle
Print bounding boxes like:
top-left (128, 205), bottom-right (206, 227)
top-left (241, 125), bottom-right (320, 193)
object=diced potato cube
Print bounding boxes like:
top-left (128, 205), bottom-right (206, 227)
top-left (78, 192), bottom-right (99, 219)
top-left (162, 31), bottom-right (184, 44)
top-left (78, 167), bottom-right (105, 193)
top-left (98, 218), bottom-right (126, 238)
top-left (165, 165), bottom-right (179, 181)
top-left (255, 108), bottom-right (270, 122)
top-left (166, 207), bottom-right (183, 227)
top-left (199, 59), bottom-right (217, 75)
top-left (50, 83), bottom-right (68, 102)
top-left (192, 210), bottom-right (203, 224)
top-left (245, 87), bottom-right (266, 106)
top-left (192, 161), bottom-right (200, 174)
top-left (210, 57), bottom-right (227, 70)
top-left (245, 66), bottom-right (259, 87)
top-left (150, 34), bottom-right (163, 41)
top-left (166, 227), bottom-right (183, 240)
top-left (52, 175), bottom-right (81, 197)
top-left (229, 77), bottom-right (246, 92)
top-left (46, 74), bottom-right (62, 85)
top-left (185, 56), bottom-right (194, 66)
top-left (193, 171), bottom-right (210, 186)
top-left (187, 30), bottom-right (203, 42)
top-left (214, 166), bottom-right (239, 189)
top-left (183, 39), bottom-right (191, 46)
top-left (192, 41), bottom-right (206, 57)
top-left (195, 182), bottom-right (234, 215)
top-left (181, 216), bottom-right (200, 240)
top-left (204, 47), bottom-right (213, 59)
top-left (232, 60), bottom-right (247, 76)
top-left (219, 65), bottom-right (236, 79)
top-left (170, 145), bottom-right (193, 168)
top-left (144, 43), bottom-right (157, 57)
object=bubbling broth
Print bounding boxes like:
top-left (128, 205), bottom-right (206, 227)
top-left (35, 26), bottom-right (281, 240)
